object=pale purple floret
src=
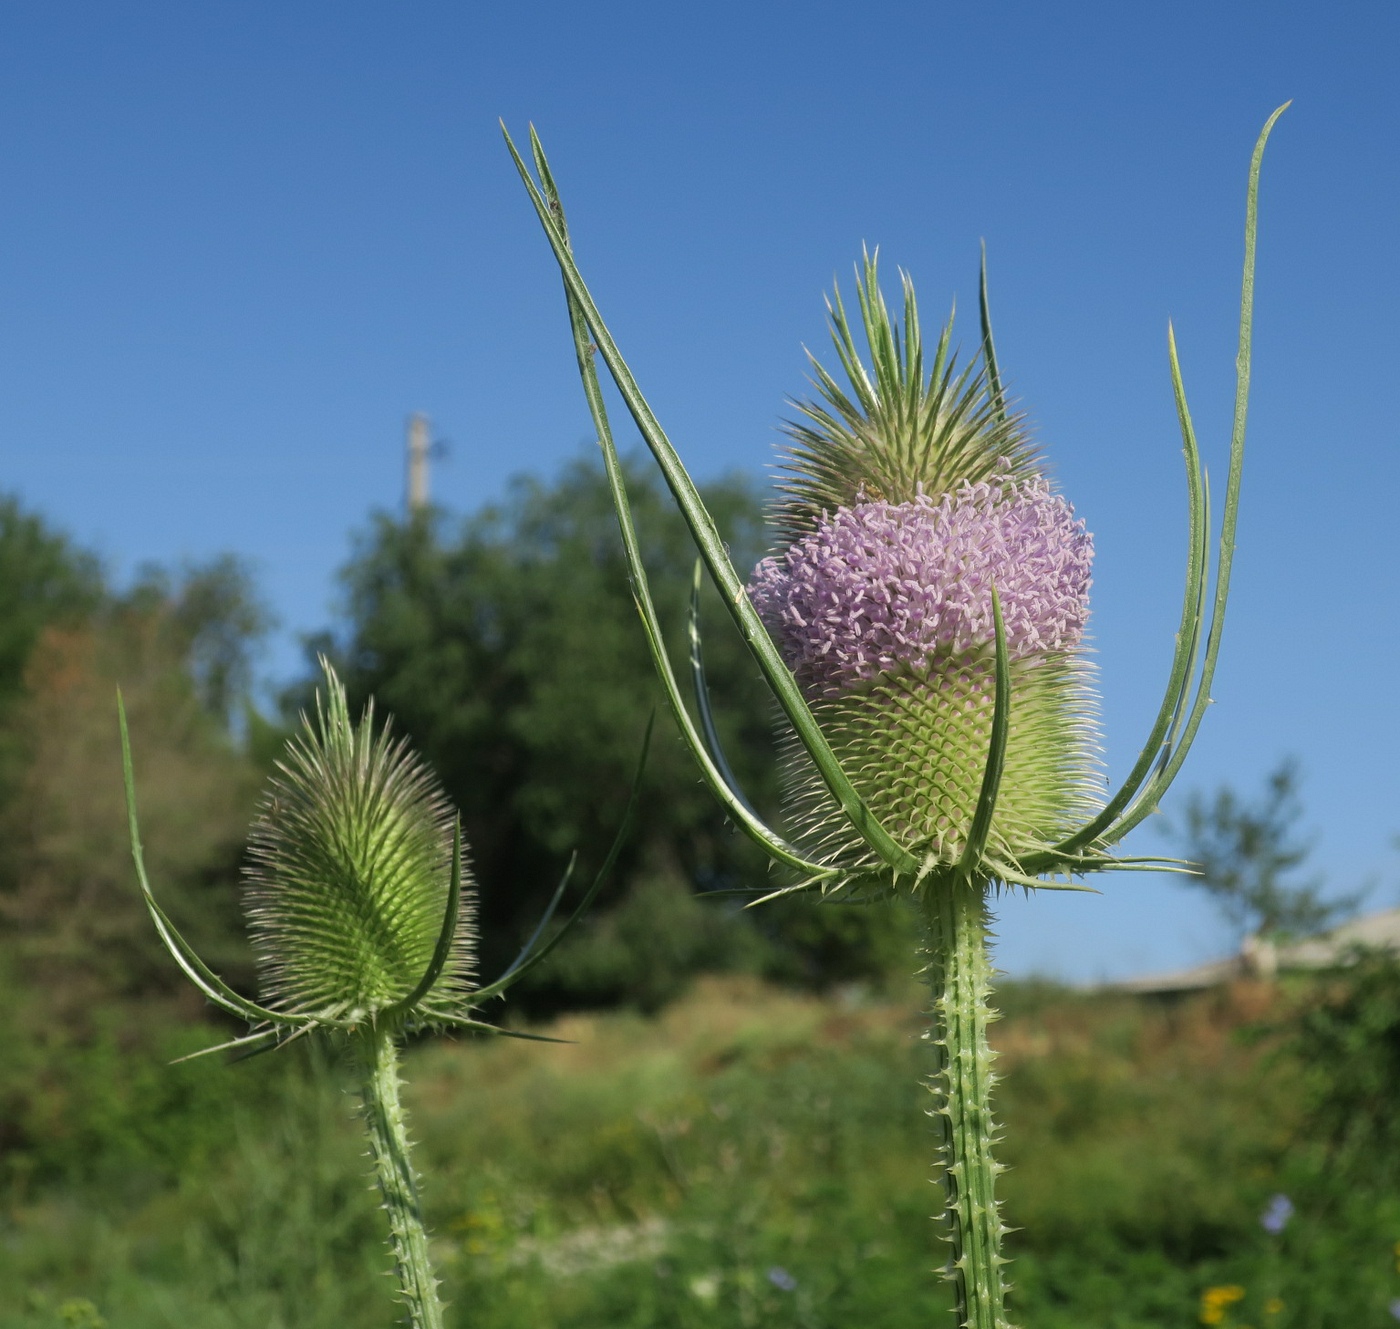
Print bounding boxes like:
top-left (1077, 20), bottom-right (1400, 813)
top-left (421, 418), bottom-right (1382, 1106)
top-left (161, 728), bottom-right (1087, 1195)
top-left (749, 475), bottom-right (1093, 696)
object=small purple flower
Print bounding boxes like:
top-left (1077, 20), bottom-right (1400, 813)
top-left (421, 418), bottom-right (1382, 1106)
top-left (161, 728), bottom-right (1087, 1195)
top-left (1389, 1298), bottom-right (1400, 1323)
top-left (1260, 1193), bottom-right (1294, 1234)
top-left (767, 1266), bottom-right (798, 1292)
top-left (749, 475), bottom-right (1092, 698)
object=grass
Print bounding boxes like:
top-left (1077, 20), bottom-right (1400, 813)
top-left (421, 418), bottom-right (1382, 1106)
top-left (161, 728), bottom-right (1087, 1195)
top-left (3, 973), bottom-right (1400, 1327)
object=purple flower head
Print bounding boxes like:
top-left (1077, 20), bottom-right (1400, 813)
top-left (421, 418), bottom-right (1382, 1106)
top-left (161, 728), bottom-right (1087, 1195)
top-left (767, 1266), bottom-right (798, 1292)
top-left (1389, 1298), bottom-right (1400, 1322)
top-left (749, 473), bottom-right (1093, 698)
top-left (1260, 1193), bottom-right (1294, 1234)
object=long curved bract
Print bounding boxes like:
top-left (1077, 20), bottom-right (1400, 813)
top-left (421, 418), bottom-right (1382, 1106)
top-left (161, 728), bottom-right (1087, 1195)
top-left (1026, 333), bottom-right (1208, 867)
top-left (504, 123), bottom-right (920, 880)
top-left (120, 693), bottom-right (335, 1030)
top-left (1090, 105), bottom-right (1286, 847)
top-left (383, 818), bottom-right (464, 1020)
top-left (512, 130), bottom-right (838, 884)
top-left (1027, 102), bottom-right (1286, 873)
top-left (688, 563), bottom-right (765, 823)
top-left (957, 588), bottom-right (1011, 880)
top-left (978, 243), bottom-right (1008, 426)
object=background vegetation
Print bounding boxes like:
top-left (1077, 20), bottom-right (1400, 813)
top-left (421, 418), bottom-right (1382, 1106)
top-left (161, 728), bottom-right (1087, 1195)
top-left (5, 971), bottom-right (1400, 1329)
top-left (0, 457), bottom-right (1396, 1328)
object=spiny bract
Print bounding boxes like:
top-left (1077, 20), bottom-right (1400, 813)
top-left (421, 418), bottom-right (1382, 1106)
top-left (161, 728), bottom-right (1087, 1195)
top-left (243, 659), bottom-right (477, 1021)
top-left (750, 255), bottom-right (1100, 877)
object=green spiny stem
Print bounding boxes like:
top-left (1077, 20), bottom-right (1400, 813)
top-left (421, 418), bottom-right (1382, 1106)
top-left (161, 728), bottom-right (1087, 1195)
top-left (921, 878), bottom-right (1012, 1329)
top-left (358, 1024), bottom-right (445, 1329)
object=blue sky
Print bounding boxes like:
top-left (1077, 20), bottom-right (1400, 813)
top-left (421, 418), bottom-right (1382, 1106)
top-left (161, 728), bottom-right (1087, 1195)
top-left (1, 2), bottom-right (1396, 981)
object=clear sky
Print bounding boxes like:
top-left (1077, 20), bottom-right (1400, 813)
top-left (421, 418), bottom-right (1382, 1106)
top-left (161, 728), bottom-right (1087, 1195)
top-left (1, 1), bottom-right (1396, 982)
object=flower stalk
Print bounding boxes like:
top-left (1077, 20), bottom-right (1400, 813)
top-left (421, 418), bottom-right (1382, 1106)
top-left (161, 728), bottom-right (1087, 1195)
top-left (359, 1022), bottom-right (444, 1329)
top-left (505, 104), bottom-right (1287, 1328)
top-left (120, 658), bottom-right (649, 1326)
top-left (922, 876), bottom-right (1006, 1328)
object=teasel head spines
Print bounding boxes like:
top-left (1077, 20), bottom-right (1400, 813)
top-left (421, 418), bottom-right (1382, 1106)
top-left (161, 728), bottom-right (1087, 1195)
top-left (243, 658), bottom-right (478, 1025)
top-left (776, 648), bottom-right (1101, 884)
top-left (773, 249), bottom-right (1040, 546)
top-left (753, 265), bottom-right (1101, 887)
top-left (123, 631), bottom-right (647, 1059)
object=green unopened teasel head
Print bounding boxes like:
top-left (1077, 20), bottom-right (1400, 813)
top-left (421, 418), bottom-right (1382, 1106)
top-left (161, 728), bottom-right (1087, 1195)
top-left (243, 659), bottom-right (477, 1024)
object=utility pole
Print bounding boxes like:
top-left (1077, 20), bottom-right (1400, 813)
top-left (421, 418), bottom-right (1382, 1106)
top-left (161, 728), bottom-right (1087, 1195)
top-left (406, 412), bottom-right (430, 513)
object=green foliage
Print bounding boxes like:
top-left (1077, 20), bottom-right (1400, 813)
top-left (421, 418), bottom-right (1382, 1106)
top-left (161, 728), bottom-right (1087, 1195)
top-left (317, 452), bottom-right (910, 1008)
top-left (535, 873), bottom-right (766, 1015)
top-left (6, 978), bottom-right (1400, 1328)
top-left (1169, 759), bottom-right (1359, 941)
top-left (0, 561), bottom-right (266, 1023)
top-left (0, 496), bottom-right (102, 798)
top-left (0, 533), bottom-right (271, 1192)
top-left (0, 497), bottom-right (102, 716)
top-left (0, 973), bottom-right (295, 1187)
top-left (1287, 949), bottom-right (1400, 1182)
top-left (124, 554), bottom-right (274, 726)
top-left (1, 1041), bottom-right (393, 1329)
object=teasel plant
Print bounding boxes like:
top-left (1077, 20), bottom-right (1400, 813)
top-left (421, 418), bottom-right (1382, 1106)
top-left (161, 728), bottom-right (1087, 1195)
top-left (120, 657), bottom-right (649, 1329)
top-left (504, 105), bottom-right (1287, 1329)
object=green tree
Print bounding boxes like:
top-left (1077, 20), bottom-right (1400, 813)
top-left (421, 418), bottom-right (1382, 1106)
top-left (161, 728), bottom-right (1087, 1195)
top-left (0, 496), bottom-right (103, 793)
top-left (0, 495), bottom-right (102, 708)
top-left (1169, 759), bottom-right (1357, 943)
top-left (0, 548), bottom-right (273, 1178)
top-left (1288, 950), bottom-right (1400, 1183)
top-left (126, 553), bottom-right (275, 726)
top-left (0, 558), bottom-right (272, 1019)
top-left (316, 452), bottom-right (911, 1009)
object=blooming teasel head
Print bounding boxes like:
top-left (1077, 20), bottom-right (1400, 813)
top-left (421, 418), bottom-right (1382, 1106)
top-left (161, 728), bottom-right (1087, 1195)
top-left (749, 256), bottom-right (1100, 881)
top-left (506, 107), bottom-right (1287, 1329)
top-left (503, 104), bottom-right (1287, 898)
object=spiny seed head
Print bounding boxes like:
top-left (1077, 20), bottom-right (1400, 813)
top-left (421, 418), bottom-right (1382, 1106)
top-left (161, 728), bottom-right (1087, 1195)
top-left (243, 659), bottom-right (477, 1021)
top-left (754, 258), bottom-right (1100, 877)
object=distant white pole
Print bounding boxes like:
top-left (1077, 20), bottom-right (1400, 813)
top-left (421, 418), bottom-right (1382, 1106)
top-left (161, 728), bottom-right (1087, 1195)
top-left (406, 412), bottom-right (430, 513)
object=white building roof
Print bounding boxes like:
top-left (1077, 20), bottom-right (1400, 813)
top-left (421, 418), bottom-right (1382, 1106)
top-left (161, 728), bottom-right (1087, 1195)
top-left (1110, 906), bottom-right (1400, 994)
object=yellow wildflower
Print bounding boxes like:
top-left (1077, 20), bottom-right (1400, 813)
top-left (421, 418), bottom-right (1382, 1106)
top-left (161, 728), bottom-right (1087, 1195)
top-left (1200, 1285), bottom-right (1247, 1325)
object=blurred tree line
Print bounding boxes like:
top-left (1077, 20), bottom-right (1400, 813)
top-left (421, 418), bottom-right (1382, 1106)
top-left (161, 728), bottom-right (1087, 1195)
top-left (0, 453), bottom-right (909, 1080)
top-left (0, 495), bottom-right (269, 1171)
top-left (0, 503), bottom-right (263, 1024)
